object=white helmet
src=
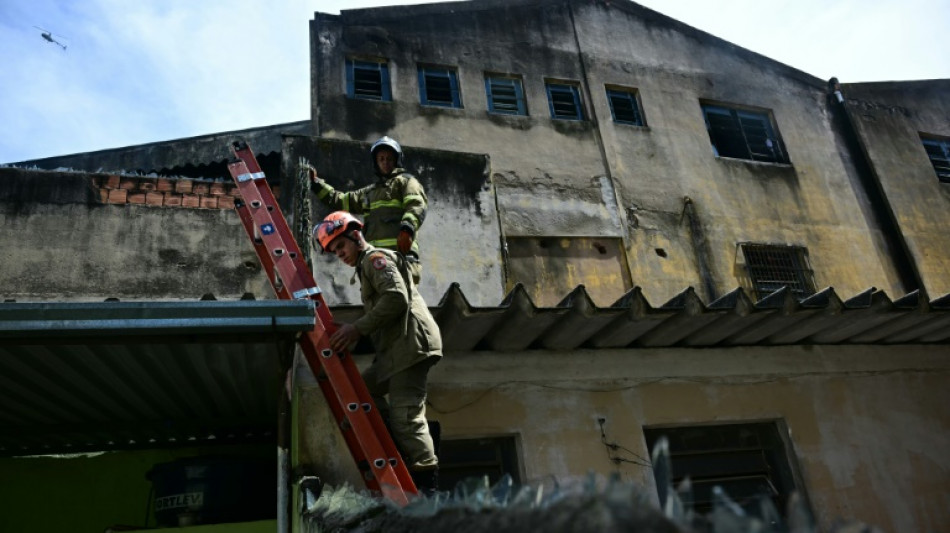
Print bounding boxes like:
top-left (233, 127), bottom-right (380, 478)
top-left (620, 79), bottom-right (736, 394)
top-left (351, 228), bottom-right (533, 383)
top-left (370, 136), bottom-right (404, 167)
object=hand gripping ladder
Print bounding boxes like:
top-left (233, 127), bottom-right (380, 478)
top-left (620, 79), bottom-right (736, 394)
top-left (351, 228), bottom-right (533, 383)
top-left (226, 141), bottom-right (417, 506)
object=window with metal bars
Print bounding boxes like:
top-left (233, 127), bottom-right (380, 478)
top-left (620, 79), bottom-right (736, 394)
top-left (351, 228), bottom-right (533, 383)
top-left (740, 243), bottom-right (816, 300)
top-left (702, 103), bottom-right (788, 163)
top-left (418, 66), bottom-right (461, 108)
top-left (545, 81), bottom-right (584, 120)
top-left (345, 58), bottom-right (391, 101)
top-left (606, 87), bottom-right (645, 126)
top-left (644, 422), bottom-right (802, 517)
top-left (921, 135), bottom-right (950, 183)
top-left (485, 75), bottom-right (527, 115)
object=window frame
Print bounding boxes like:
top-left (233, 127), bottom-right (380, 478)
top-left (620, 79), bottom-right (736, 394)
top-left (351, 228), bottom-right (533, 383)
top-left (485, 74), bottom-right (527, 116)
top-left (701, 102), bottom-right (789, 164)
top-left (739, 243), bottom-right (817, 301)
top-left (418, 65), bottom-right (462, 108)
top-left (644, 421), bottom-right (805, 518)
top-left (345, 58), bottom-right (391, 101)
top-left (545, 81), bottom-right (584, 121)
top-left (920, 135), bottom-right (950, 183)
top-left (606, 86), bottom-right (645, 126)
top-left (438, 435), bottom-right (522, 491)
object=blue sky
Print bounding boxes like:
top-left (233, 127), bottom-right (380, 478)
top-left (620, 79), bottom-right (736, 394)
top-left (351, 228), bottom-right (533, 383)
top-left (1, 0), bottom-right (947, 163)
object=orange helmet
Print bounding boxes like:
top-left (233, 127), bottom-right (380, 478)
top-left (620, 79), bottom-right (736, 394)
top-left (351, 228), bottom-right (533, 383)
top-left (313, 211), bottom-right (363, 252)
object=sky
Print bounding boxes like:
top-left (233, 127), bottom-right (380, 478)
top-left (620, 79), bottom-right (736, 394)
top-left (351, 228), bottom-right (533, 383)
top-left (1, 0), bottom-right (947, 163)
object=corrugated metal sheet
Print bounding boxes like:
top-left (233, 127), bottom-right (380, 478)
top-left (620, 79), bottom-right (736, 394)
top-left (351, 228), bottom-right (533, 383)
top-left (426, 284), bottom-right (950, 351)
top-left (0, 300), bottom-right (315, 457)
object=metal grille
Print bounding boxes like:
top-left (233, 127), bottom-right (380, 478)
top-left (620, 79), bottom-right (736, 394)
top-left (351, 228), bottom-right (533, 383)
top-left (644, 422), bottom-right (801, 517)
top-left (741, 243), bottom-right (816, 300)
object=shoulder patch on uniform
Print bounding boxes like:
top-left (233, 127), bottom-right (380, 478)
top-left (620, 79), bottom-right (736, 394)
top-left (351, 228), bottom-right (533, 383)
top-left (371, 254), bottom-right (388, 270)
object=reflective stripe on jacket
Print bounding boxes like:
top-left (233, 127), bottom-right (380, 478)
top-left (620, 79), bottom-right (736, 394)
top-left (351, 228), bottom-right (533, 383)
top-left (312, 169), bottom-right (426, 257)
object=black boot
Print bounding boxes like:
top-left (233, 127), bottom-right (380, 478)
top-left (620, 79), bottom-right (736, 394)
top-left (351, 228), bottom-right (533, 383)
top-left (410, 467), bottom-right (439, 496)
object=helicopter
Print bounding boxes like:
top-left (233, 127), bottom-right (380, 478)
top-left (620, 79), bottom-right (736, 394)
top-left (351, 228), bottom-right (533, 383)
top-left (34, 26), bottom-right (67, 50)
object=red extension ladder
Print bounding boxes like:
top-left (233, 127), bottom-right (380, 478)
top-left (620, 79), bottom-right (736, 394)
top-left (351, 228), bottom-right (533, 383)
top-left (226, 141), bottom-right (417, 506)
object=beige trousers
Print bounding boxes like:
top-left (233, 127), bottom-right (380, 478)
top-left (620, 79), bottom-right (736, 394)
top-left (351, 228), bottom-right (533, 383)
top-left (362, 359), bottom-right (438, 469)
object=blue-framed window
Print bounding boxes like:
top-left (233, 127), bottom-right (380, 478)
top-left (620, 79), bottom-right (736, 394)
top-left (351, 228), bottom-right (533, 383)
top-left (485, 75), bottom-right (526, 115)
top-left (921, 136), bottom-right (950, 183)
top-left (418, 66), bottom-right (461, 108)
top-left (545, 82), bottom-right (583, 120)
top-left (606, 87), bottom-right (645, 126)
top-left (702, 103), bottom-right (788, 164)
top-left (345, 58), bottom-right (391, 101)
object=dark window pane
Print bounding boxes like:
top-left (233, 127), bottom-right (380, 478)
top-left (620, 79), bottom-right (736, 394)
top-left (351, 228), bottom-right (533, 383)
top-left (645, 423), bottom-right (801, 518)
top-left (922, 138), bottom-right (950, 183)
top-left (420, 67), bottom-right (460, 107)
top-left (487, 77), bottom-right (525, 115)
top-left (547, 83), bottom-right (582, 120)
top-left (703, 104), bottom-right (786, 163)
top-left (347, 59), bottom-right (390, 101)
top-left (607, 89), bottom-right (643, 126)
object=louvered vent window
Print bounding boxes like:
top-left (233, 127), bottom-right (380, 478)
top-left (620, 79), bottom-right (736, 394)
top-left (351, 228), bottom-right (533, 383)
top-left (545, 82), bottom-right (584, 120)
top-left (418, 66), bottom-right (461, 108)
top-left (644, 422), bottom-right (802, 517)
top-left (703, 104), bottom-right (788, 163)
top-left (741, 243), bottom-right (816, 300)
top-left (486, 75), bottom-right (527, 115)
top-left (606, 87), bottom-right (645, 126)
top-left (345, 58), bottom-right (391, 101)
top-left (921, 136), bottom-right (950, 183)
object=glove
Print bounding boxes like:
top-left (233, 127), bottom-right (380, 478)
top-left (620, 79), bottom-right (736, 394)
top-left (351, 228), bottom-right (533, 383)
top-left (308, 167), bottom-right (323, 186)
top-left (299, 159), bottom-right (324, 190)
top-left (397, 224), bottom-right (414, 254)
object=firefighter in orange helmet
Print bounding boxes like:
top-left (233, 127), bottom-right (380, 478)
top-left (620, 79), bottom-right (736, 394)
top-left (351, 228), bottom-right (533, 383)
top-left (313, 211), bottom-right (442, 492)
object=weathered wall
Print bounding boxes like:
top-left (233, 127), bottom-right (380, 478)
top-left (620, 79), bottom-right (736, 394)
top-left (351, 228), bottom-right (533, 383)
top-left (311, 0), bottom-right (919, 306)
top-left (280, 135), bottom-right (503, 306)
top-left (295, 344), bottom-right (950, 532)
top-left (841, 80), bottom-right (950, 297)
top-left (570, 1), bottom-right (904, 303)
top-left (0, 168), bottom-right (269, 301)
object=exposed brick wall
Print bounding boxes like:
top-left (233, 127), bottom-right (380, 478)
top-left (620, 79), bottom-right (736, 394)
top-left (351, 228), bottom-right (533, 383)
top-left (90, 175), bottom-right (279, 209)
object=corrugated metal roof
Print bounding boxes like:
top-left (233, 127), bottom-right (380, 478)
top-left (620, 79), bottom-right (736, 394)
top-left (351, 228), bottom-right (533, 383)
top-left (422, 283), bottom-right (950, 352)
top-left (0, 300), bottom-right (315, 457)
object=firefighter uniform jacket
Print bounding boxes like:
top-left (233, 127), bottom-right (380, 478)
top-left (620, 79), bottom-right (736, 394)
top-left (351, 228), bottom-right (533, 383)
top-left (311, 168), bottom-right (427, 258)
top-left (352, 246), bottom-right (442, 382)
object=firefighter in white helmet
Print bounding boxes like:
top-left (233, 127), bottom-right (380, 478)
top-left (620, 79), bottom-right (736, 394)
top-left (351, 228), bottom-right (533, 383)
top-left (313, 211), bottom-right (442, 492)
top-left (307, 136), bottom-right (427, 284)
